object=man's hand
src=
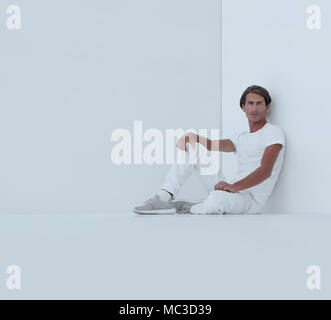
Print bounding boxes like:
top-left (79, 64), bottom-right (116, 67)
top-left (176, 132), bottom-right (198, 152)
top-left (214, 181), bottom-right (238, 193)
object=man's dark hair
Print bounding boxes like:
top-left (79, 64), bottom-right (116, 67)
top-left (240, 85), bottom-right (272, 109)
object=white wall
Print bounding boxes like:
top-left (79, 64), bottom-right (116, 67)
top-left (0, 0), bottom-right (221, 214)
top-left (222, 0), bottom-right (331, 214)
top-left (3, 0), bottom-right (329, 215)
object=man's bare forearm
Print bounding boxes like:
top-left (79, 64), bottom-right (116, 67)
top-left (232, 167), bottom-right (270, 192)
top-left (197, 135), bottom-right (210, 150)
top-left (196, 135), bottom-right (219, 151)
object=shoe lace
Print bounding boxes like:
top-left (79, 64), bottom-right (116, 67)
top-left (143, 195), bottom-right (158, 205)
top-left (181, 204), bottom-right (192, 214)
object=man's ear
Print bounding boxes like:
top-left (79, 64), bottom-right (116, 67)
top-left (266, 104), bottom-right (271, 111)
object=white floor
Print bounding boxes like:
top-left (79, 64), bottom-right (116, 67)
top-left (0, 212), bottom-right (330, 299)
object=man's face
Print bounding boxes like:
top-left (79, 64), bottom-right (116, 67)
top-left (241, 92), bottom-right (270, 123)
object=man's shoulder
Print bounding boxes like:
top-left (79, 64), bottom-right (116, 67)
top-left (265, 122), bottom-right (285, 135)
top-left (230, 122), bottom-right (285, 138)
top-left (263, 123), bottom-right (286, 148)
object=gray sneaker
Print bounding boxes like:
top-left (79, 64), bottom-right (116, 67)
top-left (172, 200), bottom-right (203, 214)
top-left (133, 194), bottom-right (176, 215)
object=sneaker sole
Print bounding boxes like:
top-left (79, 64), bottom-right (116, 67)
top-left (133, 208), bottom-right (176, 215)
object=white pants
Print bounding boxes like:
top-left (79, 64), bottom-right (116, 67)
top-left (161, 143), bottom-right (261, 215)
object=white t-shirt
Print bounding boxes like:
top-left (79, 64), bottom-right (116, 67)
top-left (229, 122), bottom-right (286, 211)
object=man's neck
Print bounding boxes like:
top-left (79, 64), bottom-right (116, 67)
top-left (249, 120), bottom-right (267, 133)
